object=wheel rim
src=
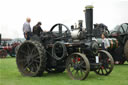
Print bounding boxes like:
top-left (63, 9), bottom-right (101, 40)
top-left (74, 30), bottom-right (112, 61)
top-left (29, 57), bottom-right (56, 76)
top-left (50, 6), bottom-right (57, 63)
top-left (94, 50), bottom-right (114, 75)
top-left (66, 53), bottom-right (90, 80)
top-left (16, 41), bottom-right (45, 76)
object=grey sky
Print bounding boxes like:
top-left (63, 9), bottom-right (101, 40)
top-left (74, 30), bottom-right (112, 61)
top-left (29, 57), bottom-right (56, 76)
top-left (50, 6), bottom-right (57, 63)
top-left (0, 0), bottom-right (128, 38)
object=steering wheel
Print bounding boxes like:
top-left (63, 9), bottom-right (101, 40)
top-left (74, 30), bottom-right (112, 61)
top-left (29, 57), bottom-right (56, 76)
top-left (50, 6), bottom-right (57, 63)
top-left (50, 23), bottom-right (71, 38)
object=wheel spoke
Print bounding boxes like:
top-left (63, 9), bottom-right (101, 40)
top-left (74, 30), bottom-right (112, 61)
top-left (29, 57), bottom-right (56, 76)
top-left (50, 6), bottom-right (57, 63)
top-left (81, 64), bottom-right (86, 68)
top-left (71, 68), bottom-right (75, 72)
top-left (26, 44), bottom-right (31, 53)
top-left (104, 68), bottom-right (108, 73)
top-left (34, 59), bottom-right (40, 63)
top-left (80, 61), bottom-right (84, 65)
top-left (80, 69), bottom-right (83, 76)
top-left (35, 63), bottom-right (39, 70)
top-left (97, 68), bottom-right (101, 73)
top-left (18, 59), bottom-right (27, 63)
top-left (75, 70), bottom-right (78, 77)
top-left (19, 50), bottom-right (28, 56)
top-left (24, 64), bottom-right (29, 71)
top-left (32, 53), bottom-right (39, 59)
top-left (75, 56), bottom-right (79, 65)
top-left (31, 47), bottom-right (37, 55)
top-left (101, 68), bottom-right (104, 75)
top-left (80, 59), bottom-right (86, 68)
top-left (24, 61), bottom-right (32, 71)
top-left (77, 71), bottom-right (80, 78)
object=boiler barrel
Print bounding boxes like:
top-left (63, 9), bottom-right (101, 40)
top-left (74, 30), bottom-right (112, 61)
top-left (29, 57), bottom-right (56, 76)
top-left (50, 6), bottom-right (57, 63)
top-left (95, 38), bottom-right (118, 49)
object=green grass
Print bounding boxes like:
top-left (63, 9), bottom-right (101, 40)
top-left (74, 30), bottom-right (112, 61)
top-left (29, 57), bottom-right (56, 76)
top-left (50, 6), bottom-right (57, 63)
top-left (0, 58), bottom-right (128, 85)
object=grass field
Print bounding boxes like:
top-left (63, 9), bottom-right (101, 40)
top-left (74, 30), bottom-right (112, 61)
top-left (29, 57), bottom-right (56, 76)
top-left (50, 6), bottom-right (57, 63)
top-left (0, 58), bottom-right (128, 85)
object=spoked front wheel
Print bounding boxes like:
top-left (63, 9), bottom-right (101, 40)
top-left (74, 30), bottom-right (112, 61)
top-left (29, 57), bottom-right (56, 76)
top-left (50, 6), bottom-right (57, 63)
top-left (94, 50), bottom-right (114, 75)
top-left (0, 49), bottom-right (7, 58)
top-left (66, 53), bottom-right (90, 80)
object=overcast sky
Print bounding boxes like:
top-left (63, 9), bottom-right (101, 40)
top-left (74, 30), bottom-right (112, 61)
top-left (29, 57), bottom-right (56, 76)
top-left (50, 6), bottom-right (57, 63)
top-left (0, 0), bottom-right (128, 39)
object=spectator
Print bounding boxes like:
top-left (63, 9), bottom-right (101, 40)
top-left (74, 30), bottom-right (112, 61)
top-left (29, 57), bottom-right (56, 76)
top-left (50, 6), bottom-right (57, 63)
top-left (23, 18), bottom-right (31, 40)
top-left (101, 33), bottom-right (110, 50)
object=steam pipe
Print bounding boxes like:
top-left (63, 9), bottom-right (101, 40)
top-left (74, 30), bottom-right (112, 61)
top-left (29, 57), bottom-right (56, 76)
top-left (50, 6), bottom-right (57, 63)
top-left (78, 20), bottom-right (83, 31)
top-left (59, 24), bottom-right (62, 36)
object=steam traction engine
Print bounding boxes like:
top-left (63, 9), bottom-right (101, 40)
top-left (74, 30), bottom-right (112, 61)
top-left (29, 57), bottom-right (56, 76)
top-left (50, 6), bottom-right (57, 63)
top-left (93, 23), bottom-right (128, 64)
top-left (16, 6), bottom-right (114, 80)
top-left (109, 23), bottom-right (128, 63)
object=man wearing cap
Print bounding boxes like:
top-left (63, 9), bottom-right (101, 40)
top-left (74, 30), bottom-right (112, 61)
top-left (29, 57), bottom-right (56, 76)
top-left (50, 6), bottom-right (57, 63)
top-left (33, 22), bottom-right (43, 36)
top-left (23, 18), bottom-right (31, 40)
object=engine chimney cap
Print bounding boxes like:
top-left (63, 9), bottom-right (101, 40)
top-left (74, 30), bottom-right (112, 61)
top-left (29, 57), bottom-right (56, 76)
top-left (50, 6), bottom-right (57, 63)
top-left (85, 5), bottom-right (94, 9)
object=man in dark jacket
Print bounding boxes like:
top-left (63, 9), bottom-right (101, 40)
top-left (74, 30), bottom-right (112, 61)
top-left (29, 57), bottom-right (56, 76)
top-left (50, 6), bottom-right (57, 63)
top-left (33, 22), bottom-right (43, 36)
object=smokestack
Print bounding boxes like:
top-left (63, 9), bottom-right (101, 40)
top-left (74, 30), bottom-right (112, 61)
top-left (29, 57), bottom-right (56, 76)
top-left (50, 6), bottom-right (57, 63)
top-left (84, 5), bottom-right (94, 40)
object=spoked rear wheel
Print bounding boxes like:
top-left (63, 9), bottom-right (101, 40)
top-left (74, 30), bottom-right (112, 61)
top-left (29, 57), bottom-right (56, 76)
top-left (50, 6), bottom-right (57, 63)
top-left (16, 40), bottom-right (46, 77)
top-left (66, 53), bottom-right (90, 80)
top-left (94, 50), bottom-right (114, 75)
